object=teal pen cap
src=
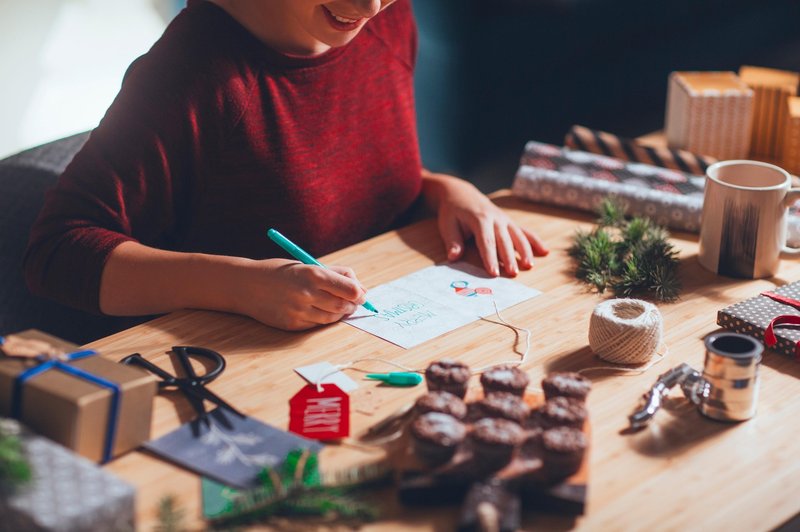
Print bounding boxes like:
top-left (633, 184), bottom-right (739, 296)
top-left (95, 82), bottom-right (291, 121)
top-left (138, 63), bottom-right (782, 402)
top-left (365, 372), bottom-right (422, 386)
top-left (267, 228), bottom-right (322, 267)
top-left (267, 228), bottom-right (378, 313)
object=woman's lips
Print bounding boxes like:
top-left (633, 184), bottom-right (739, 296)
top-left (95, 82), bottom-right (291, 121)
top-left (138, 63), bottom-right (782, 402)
top-left (322, 5), bottom-right (363, 31)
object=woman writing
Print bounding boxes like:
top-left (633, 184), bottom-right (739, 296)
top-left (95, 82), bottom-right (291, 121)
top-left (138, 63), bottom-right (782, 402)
top-left (24, 0), bottom-right (547, 331)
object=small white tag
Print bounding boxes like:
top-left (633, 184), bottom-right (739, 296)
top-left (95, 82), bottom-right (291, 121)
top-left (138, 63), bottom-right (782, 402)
top-left (294, 362), bottom-right (358, 392)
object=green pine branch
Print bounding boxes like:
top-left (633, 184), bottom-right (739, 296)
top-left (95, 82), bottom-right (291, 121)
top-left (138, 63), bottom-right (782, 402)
top-left (569, 197), bottom-right (681, 302)
top-left (209, 449), bottom-right (378, 529)
top-left (154, 495), bottom-right (187, 532)
top-left (0, 419), bottom-right (31, 492)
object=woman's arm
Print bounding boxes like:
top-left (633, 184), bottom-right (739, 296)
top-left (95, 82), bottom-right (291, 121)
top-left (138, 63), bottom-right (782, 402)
top-left (421, 169), bottom-right (548, 277)
top-left (100, 241), bottom-right (367, 331)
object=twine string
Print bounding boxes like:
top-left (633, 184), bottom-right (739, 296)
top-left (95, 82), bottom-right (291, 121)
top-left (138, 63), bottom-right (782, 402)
top-left (313, 298), bottom-right (531, 390)
top-left (582, 298), bottom-right (668, 376)
top-left (578, 344), bottom-right (669, 376)
top-left (589, 298), bottom-right (663, 365)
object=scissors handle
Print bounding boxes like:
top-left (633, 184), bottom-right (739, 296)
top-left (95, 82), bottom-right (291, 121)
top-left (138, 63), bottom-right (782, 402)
top-left (120, 347), bottom-right (240, 425)
top-left (172, 346), bottom-right (225, 382)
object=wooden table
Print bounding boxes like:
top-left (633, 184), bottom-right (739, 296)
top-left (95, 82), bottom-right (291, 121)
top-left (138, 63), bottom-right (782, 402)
top-left (88, 192), bottom-right (800, 530)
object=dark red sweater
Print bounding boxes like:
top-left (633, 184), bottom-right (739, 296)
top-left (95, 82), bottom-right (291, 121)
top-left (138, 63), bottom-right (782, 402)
top-left (24, 0), bottom-right (422, 314)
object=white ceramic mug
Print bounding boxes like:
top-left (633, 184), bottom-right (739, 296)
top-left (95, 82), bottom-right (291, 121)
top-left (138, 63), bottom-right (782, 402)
top-left (698, 160), bottom-right (800, 279)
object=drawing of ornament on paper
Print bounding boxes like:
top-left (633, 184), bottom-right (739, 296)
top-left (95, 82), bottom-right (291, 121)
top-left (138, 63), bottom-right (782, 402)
top-left (200, 423), bottom-right (278, 468)
top-left (450, 280), bottom-right (492, 298)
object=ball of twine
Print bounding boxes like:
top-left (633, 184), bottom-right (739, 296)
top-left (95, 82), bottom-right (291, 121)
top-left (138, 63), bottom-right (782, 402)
top-left (588, 298), bottom-right (663, 365)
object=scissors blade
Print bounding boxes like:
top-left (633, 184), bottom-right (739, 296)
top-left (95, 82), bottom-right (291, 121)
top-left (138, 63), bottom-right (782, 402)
top-left (191, 385), bottom-right (245, 418)
top-left (121, 353), bottom-right (177, 384)
top-left (178, 383), bottom-right (212, 426)
top-left (171, 346), bottom-right (201, 380)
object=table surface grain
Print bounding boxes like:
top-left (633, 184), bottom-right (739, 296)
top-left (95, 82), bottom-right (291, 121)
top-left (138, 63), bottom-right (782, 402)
top-left (88, 192), bottom-right (800, 531)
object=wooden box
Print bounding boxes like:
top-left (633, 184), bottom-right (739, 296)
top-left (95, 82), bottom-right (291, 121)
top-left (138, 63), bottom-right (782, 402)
top-left (739, 65), bottom-right (799, 160)
top-left (783, 96), bottom-right (800, 176)
top-left (665, 71), bottom-right (754, 160)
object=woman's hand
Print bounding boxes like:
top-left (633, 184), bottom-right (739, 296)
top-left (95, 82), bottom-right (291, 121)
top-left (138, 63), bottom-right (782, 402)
top-left (421, 170), bottom-right (548, 276)
top-left (231, 259), bottom-right (367, 331)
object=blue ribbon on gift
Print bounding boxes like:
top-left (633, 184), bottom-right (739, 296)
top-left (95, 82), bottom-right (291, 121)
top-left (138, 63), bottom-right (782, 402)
top-left (11, 349), bottom-right (121, 463)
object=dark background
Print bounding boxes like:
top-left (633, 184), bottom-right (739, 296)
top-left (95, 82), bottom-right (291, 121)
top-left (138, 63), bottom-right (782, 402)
top-left (413, 0), bottom-right (800, 192)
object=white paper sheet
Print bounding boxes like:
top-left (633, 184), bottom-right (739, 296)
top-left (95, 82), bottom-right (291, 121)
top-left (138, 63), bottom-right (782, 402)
top-left (344, 262), bottom-right (541, 348)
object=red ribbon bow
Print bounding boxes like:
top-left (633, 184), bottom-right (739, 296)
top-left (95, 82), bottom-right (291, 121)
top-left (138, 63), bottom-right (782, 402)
top-left (761, 291), bottom-right (800, 359)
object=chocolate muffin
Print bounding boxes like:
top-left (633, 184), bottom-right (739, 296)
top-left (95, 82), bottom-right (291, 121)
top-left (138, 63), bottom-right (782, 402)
top-left (541, 372), bottom-right (592, 402)
top-left (471, 392), bottom-right (530, 424)
top-left (541, 426), bottom-right (587, 479)
top-left (425, 359), bottom-right (472, 399)
top-left (479, 365), bottom-right (530, 397)
top-left (414, 391), bottom-right (468, 420)
top-left (470, 418), bottom-right (525, 468)
top-left (410, 412), bottom-right (467, 465)
top-left (539, 396), bottom-right (588, 430)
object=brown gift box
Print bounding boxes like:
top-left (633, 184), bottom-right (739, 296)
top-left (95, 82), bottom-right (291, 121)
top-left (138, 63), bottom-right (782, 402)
top-left (0, 330), bottom-right (157, 463)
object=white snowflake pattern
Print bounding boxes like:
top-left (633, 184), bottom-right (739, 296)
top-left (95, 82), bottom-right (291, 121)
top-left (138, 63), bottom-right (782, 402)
top-left (201, 423), bottom-right (279, 468)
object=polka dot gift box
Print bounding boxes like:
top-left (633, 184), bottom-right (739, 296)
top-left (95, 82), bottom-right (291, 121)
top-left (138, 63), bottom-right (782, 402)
top-left (717, 281), bottom-right (800, 359)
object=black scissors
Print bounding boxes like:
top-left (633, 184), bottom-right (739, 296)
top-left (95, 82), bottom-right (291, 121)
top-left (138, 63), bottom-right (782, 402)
top-left (121, 346), bottom-right (244, 426)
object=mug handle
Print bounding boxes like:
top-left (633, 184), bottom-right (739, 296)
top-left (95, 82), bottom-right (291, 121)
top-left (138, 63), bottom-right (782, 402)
top-left (783, 188), bottom-right (800, 254)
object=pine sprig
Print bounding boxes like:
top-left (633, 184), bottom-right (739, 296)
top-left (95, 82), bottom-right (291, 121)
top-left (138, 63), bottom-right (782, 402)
top-left (569, 197), bottom-right (681, 302)
top-left (209, 449), bottom-right (378, 528)
top-left (0, 418), bottom-right (31, 492)
top-left (154, 495), bottom-right (187, 532)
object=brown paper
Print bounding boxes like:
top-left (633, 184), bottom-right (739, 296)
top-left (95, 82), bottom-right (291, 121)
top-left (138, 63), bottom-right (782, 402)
top-left (0, 330), bottom-right (157, 463)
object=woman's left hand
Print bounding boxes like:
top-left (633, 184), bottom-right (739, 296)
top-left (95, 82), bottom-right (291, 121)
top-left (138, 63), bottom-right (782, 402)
top-left (421, 170), bottom-right (548, 277)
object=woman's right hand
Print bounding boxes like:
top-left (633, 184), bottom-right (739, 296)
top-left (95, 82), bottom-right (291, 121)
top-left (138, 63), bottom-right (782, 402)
top-left (232, 259), bottom-right (368, 331)
top-left (99, 242), bottom-right (367, 332)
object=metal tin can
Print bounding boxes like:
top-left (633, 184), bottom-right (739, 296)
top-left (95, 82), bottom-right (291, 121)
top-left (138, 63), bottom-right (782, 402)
top-left (700, 332), bottom-right (762, 421)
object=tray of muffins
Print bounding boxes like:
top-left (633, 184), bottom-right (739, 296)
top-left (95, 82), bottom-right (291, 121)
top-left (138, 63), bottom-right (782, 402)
top-left (378, 360), bottom-right (591, 520)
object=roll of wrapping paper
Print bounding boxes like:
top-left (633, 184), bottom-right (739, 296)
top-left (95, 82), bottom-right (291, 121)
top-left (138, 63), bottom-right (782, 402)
top-left (511, 140), bottom-right (800, 247)
top-left (564, 125), bottom-right (717, 176)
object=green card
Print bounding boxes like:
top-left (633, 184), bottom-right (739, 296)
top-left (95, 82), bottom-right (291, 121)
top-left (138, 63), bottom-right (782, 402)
top-left (201, 477), bottom-right (240, 518)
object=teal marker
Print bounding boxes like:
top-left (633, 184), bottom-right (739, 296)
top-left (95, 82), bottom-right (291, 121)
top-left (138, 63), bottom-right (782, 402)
top-left (365, 372), bottom-right (422, 386)
top-left (267, 228), bottom-right (378, 313)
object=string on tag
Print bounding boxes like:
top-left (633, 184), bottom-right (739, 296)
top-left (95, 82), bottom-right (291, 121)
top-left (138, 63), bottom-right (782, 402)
top-left (578, 344), bottom-right (668, 376)
top-left (472, 299), bottom-right (531, 374)
top-left (313, 358), bottom-right (423, 392)
top-left (314, 298), bottom-right (532, 390)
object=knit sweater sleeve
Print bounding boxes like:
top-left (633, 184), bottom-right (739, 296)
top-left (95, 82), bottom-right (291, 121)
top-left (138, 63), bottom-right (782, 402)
top-left (23, 17), bottom-right (250, 314)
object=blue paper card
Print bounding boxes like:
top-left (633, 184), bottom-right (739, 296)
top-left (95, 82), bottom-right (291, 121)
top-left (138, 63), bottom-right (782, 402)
top-left (142, 408), bottom-right (323, 489)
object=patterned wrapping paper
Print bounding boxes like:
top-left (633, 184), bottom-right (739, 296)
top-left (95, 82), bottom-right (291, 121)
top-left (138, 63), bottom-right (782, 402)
top-left (511, 140), bottom-right (800, 246)
top-left (564, 124), bottom-right (718, 176)
top-left (0, 425), bottom-right (135, 532)
top-left (717, 281), bottom-right (800, 360)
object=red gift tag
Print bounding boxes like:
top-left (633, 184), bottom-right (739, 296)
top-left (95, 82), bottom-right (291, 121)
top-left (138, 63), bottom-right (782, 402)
top-left (289, 383), bottom-right (349, 440)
